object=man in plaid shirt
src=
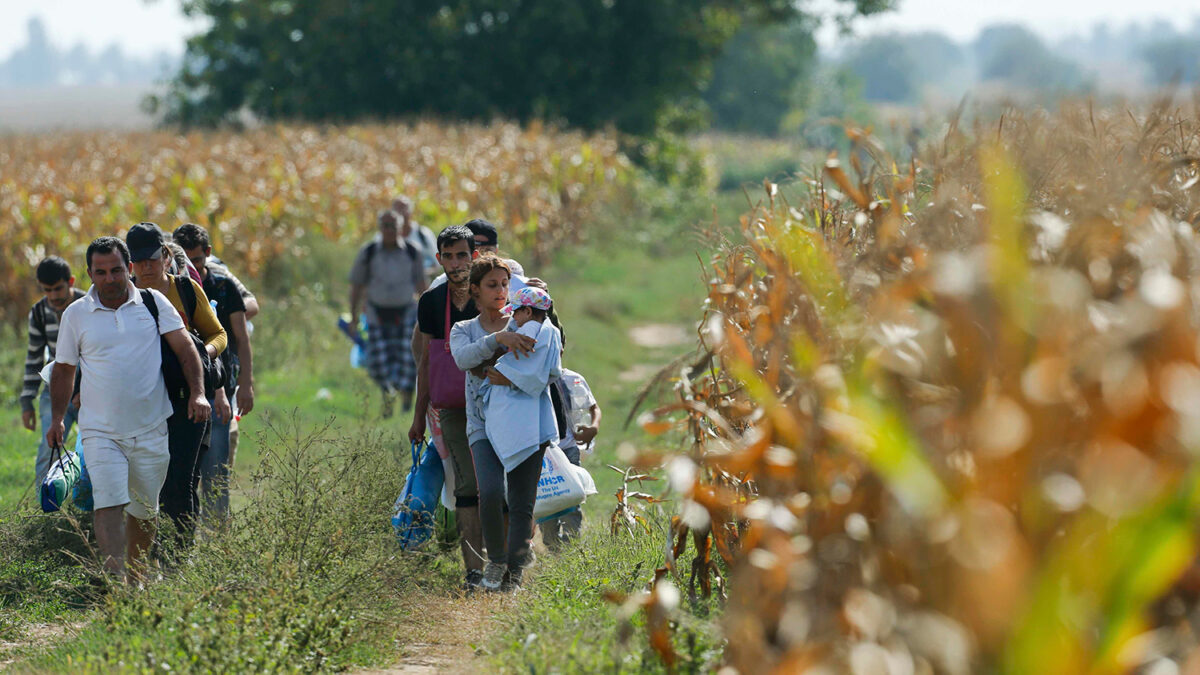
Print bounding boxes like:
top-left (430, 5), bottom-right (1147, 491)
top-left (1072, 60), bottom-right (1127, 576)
top-left (20, 257), bottom-right (85, 485)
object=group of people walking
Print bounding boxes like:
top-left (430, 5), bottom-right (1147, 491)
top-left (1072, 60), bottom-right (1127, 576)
top-left (354, 201), bottom-right (600, 592)
top-left (18, 196), bottom-right (600, 592)
top-left (22, 222), bottom-right (256, 581)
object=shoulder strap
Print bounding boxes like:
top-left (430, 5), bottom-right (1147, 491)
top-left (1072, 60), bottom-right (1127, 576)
top-left (364, 240), bottom-right (378, 266)
top-left (442, 287), bottom-right (452, 352)
top-left (141, 290), bottom-right (160, 330)
top-left (556, 375), bottom-right (574, 413)
top-left (175, 275), bottom-right (196, 328)
top-left (404, 239), bottom-right (419, 264)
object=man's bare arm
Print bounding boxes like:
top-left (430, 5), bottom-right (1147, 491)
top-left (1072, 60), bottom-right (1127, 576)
top-left (230, 311), bottom-right (254, 415)
top-left (45, 362), bottom-right (76, 450)
top-left (349, 284), bottom-right (366, 320)
top-left (408, 327), bottom-right (432, 443)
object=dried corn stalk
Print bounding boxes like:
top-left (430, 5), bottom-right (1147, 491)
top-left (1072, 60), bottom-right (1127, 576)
top-left (635, 102), bottom-right (1200, 674)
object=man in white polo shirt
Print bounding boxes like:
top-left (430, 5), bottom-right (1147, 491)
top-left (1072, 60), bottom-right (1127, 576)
top-left (47, 236), bottom-right (210, 582)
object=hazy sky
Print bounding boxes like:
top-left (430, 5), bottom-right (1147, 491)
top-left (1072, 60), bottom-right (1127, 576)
top-left (836, 0), bottom-right (1200, 43)
top-left (2, 0), bottom-right (1198, 60)
top-left (0, 0), bottom-right (200, 59)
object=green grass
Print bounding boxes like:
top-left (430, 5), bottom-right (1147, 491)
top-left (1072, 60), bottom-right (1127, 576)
top-left (485, 524), bottom-right (726, 673)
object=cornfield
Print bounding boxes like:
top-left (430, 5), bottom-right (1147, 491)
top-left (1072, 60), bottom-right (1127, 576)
top-left (0, 120), bottom-right (629, 321)
top-left (631, 102), bottom-right (1200, 673)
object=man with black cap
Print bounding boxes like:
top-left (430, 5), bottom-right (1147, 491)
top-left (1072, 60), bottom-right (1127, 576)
top-left (127, 222), bottom-right (227, 550)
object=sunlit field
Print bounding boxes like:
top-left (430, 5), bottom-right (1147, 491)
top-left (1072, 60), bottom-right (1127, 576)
top-left (0, 121), bottom-right (628, 322)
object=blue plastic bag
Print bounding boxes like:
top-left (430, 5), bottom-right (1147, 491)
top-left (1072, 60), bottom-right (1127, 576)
top-left (72, 434), bottom-right (93, 512)
top-left (391, 439), bottom-right (445, 550)
top-left (337, 314), bottom-right (368, 369)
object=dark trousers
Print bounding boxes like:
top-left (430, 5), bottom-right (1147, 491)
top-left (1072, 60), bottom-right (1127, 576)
top-left (161, 409), bottom-right (209, 548)
top-left (471, 439), bottom-right (546, 569)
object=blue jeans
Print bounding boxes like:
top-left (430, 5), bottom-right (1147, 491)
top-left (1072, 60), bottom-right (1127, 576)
top-left (36, 387), bottom-right (78, 486)
top-left (198, 395), bottom-right (234, 524)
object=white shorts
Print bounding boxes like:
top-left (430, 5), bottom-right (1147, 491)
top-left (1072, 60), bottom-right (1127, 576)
top-left (81, 422), bottom-right (171, 520)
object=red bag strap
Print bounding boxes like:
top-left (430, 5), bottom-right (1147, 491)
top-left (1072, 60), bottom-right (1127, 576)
top-left (443, 287), bottom-right (452, 352)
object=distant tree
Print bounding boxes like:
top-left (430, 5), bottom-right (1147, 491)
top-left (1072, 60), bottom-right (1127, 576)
top-left (840, 31), bottom-right (964, 103)
top-left (1142, 38), bottom-right (1200, 84)
top-left (842, 34), bottom-right (921, 102)
top-left (703, 16), bottom-right (818, 134)
top-left (974, 24), bottom-right (1086, 92)
top-left (904, 31), bottom-right (964, 85)
top-left (158, 0), bottom-right (893, 132)
top-left (2, 18), bottom-right (59, 87)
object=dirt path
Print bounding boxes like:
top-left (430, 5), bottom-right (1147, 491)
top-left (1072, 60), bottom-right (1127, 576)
top-left (361, 588), bottom-right (521, 675)
top-left (627, 323), bottom-right (691, 349)
top-left (619, 323), bottom-right (694, 384)
top-left (0, 620), bottom-right (86, 669)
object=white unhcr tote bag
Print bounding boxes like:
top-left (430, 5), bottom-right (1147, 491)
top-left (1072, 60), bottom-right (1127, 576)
top-left (533, 442), bottom-right (596, 522)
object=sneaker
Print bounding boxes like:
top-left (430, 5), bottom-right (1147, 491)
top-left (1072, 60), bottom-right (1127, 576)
top-left (501, 565), bottom-right (525, 593)
top-left (481, 561), bottom-right (505, 591)
top-left (462, 568), bottom-right (483, 592)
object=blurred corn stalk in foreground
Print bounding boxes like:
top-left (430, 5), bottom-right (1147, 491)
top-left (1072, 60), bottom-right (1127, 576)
top-left (633, 102), bottom-right (1200, 673)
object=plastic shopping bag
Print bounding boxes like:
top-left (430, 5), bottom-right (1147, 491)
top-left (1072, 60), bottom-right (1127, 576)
top-left (40, 442), bottom-right (81, 513)
top-left (71, 434), bottom-right (93, 512)
top-left (533, 443), bottom-right (595, 522)
top-left (426, 408), bottom-right (455, 512)
top-left (427, 408), bottom-right (448, 460)
top-left (391, 439), bottom-right (445, 550)
top-left (337, 314), bottom-right (367, 369)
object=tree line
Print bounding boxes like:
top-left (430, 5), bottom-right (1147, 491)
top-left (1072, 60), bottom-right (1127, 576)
top-left (153, 0), bottom-right (890, 134)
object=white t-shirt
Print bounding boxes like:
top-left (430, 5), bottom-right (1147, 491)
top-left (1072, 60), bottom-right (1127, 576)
top-left (56, 283), bottom-right (185, 440)
top-left (558, 368), bottom-right (597, 451)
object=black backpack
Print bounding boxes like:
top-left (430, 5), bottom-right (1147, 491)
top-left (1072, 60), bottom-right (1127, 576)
top-left (173, 275), bottom-right (229, 393)
top-left (141, 285), bottom-right (225, 406)
top-left (202, 271), bottom-right (241, 395)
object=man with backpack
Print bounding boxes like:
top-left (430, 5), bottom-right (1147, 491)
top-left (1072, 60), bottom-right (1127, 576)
top-left (127, 222), bottom-right (227, 549)
top-left (349, 209), bottom-right (427, 417)
top-left (393, 196), bottom-right (438, 281)
top-left (48, 237), bottom-right (209, 582)
top-left (173, 223), bottom-right (254, 524)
